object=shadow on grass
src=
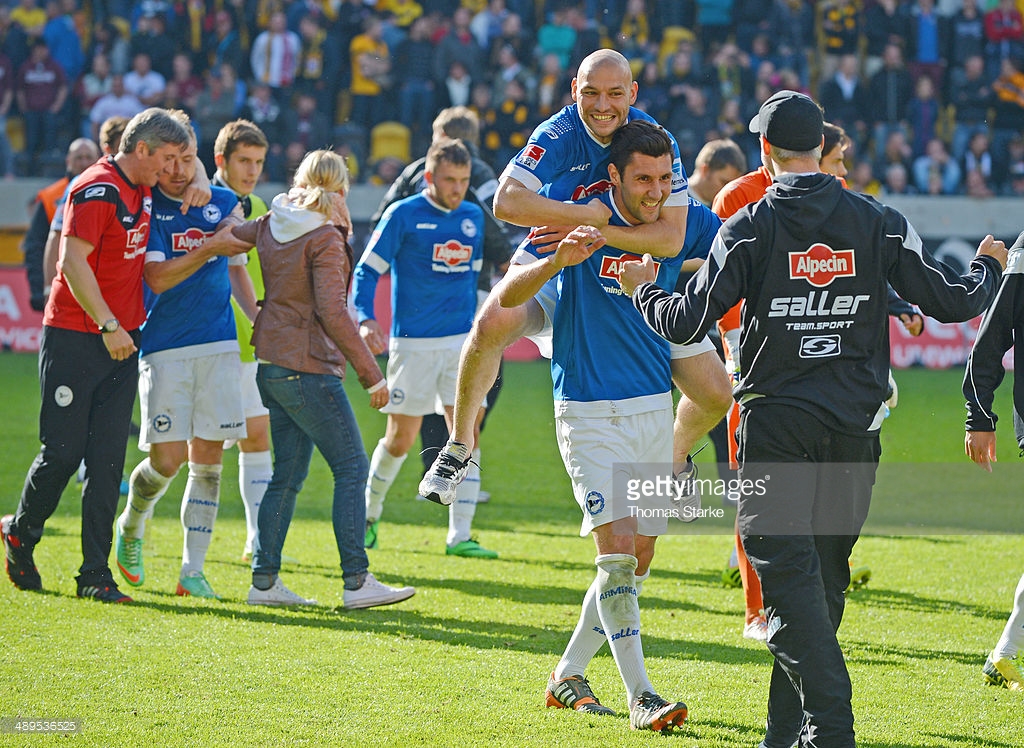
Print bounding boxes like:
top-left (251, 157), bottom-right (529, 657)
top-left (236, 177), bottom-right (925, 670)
top-left (862, 735), bottom-right (1021, 748)
top-left (845, 585), bottom-right (1006, 622)
top-left (845, 639), bottom-right (989, 668)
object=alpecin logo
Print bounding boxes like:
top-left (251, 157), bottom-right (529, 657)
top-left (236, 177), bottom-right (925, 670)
top-left (599, 253), bottom-right (659, 282)
top-left (789, 244), bottom-right (856, 287)
top-left (172, 227), bottom-right (212, 253)
top-left (433, 240), bottom-right (472, 267)
top-left (571, 179), bottom-right (612, 201)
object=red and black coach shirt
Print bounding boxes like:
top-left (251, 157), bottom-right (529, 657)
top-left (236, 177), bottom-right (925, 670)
top-left (44, 156), bottom-right (152, 333)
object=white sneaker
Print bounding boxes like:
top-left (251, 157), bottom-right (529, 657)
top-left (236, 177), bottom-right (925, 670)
top-left (743, 616), bottom-right (768, 641)
top-left (343, 572), bottom-right (415, 610)
top-left (247, 577), bottom-right (318, 606)
top-left (417, 442), bottom-right (471, 505)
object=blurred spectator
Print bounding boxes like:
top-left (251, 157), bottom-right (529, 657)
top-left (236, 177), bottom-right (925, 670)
top-left (566, 5), bottom-right (601, 70)
top-left (220, 62), bottom-right (246, 118)
top-left (380, 0), bottom-right (424, 33)
top-left (1003, 134), bottom-right (1024, 194)
top-left (875, 128), bottom-right (913, 181)
top-left (848, 158), bottom-right (880, 196)
top-left (709, 42), bottom-right (754, 108)
top-left (819, 0), bottom-right (860, 81)
top-left (534, 52), bottom-right (568, 119)
top-left (487, 12), bottom-right (532, 71)
top-left (395, 16), bottom-right (437, 152)
top-left (819, 53), bottom-right (869, 152)
top-left (89, 20), bottom-right (130, 76)
top-left (367, 154), bottom-right (405, 186)
top-left (869, 42), bottom-right (913, 153)
top-left (88, 74), bottom-right (144, 141)
top-left (863, 0), bottom-right (910, 78)
top-left (250, 11), bottom-right (300, 101)
top-left (0, 49), bottom-right (14, 177)
top-left (536, 7), bottom-right (574, 71)
top-left (471, 0), bottom-right (508, 51)
top-left (733, 0), bottom-right (773, 52)
top-left (167, 0), bottom-right (211, 65)
top-left (948, 0), bottom-right (986, 71)
top-left (698, 0), bottom-right (736, 49)
top-left (438, 60), bottom-right (473, 108)
top-left (984, 0), bottom-right (1024, 72)
top-left (949, 54), bottom-right (991, 161)
top-left (688, 138), bottom-right (746, 206)
top-left (906, 75), bottom-right (940, 158)
top-left (169, 52), bottom-right (203, 112)
top-left (965, 167), bottom-right (995, 197)
top-left (16, 39), bottom-right (66, 161)
top-left (991, 55), bottom-right (1024, 179)
top-left (204, 10), bottom-right (246, 79)
top-left (768, 0), bottom-right (814, 60)
top-left (634, 59), bottom-right (671, 126)
top-left (651, 0), bottom-right (697, 38)
top-left (481, 75), bottom-right (531, 167)
top-left (913, 138), bottom-right (961, 194)
top-left (77, 52), bottom-right (113, 130)
top-left (295, 14), bottom-right (341, 120)
top-left (239, 81), bottom-right (284, 178)
top-left (130, 12), bottom-right (175, 80)
top-left (671, 87), bottom-right (717, 169)
top-left (350, 15), bottom-right (392, 128)
top-left (194, 67), bottom-right (236, 167)
top-left (42, 0), bottom-right (83, 81)
top-left (613, 0), bottom-right (650, 62)
top-left (434, 7), bottom-right (484, 86)
top-left (906, 0), bottom-right (948, 93)
top-left (282, 91), bottom-right (332, 154)
top-left (962, 130), bottom-right (995, 190)
top-left (492, 43), bottom-right (533, 103)
top-left (123, 52), bottom-right (166, 106)
top-left (10, 0), bottom-right (45, 40)
top-left (883, 161), bottom-right (916, 195)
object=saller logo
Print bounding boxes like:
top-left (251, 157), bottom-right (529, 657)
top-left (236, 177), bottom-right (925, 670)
top-left (433, 240), bottom-right (472, 267)
top-left (799, 334), bottom-right (841, 358)
top-left (789, 244), bottom-right (855, 287)
top-left (599, 253), bottom-right (659, 281)
top-left (172, 227), bottom-right (212, 252)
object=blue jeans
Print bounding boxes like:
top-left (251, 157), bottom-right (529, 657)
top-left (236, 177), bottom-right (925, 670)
top-left (254, 363), bottom-right (369, 585)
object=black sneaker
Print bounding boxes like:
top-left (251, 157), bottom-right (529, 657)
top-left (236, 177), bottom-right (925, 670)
top-left (77, 581), bottom-right (133, 603)
top-left (2, 514), bottom-right (41, 590)
top-left (629, 691), bottom-right (688, 732)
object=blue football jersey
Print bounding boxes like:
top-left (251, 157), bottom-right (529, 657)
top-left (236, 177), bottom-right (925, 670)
top-left (501, 104), bottom-right (689, 207)
top-left (140, 185), bottom-right (240, 356)
top-left (517, 190), bottom-right (690, 403)
top-left (353, 192), bottom-right (485, 339)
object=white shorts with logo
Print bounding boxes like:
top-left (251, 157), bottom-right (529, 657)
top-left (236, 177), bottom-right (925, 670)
top-left (239, 360), bottom-right (269, 419)
top-left (383, 333), bottom-right (467, 416)
top-left (138, 347), bottom-right (247, 450)
top-left (554, 394), bottom-right (674, 537)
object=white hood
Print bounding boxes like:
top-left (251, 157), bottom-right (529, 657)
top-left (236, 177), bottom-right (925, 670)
top-left (268, 189), bottom-right (330, 243)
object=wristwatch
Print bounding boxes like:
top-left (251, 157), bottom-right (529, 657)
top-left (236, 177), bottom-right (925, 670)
top-left (99, 319), bottom-right (120, 334)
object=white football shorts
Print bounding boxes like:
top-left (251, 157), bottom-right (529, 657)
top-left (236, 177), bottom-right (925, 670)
top-left (382, 334), bottom-right (467, 416)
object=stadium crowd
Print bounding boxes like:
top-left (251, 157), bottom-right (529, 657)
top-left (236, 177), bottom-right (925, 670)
top-left (1, 0), bottom-right (1024, 195)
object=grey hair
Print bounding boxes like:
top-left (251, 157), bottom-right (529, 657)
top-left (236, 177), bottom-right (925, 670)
top-left (120, 107), bottom-right (192, 155)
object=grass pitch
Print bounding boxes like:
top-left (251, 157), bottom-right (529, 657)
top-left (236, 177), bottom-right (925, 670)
top-left (0, 353), bottom-right (1020, 746)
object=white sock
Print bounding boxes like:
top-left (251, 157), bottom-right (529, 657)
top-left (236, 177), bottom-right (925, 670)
top-left (365, 439), bottom-right (407, 523)
top-left (554, 569), bottom-right (649, 680)
top-left (180, 462), bottom-right (221, 576)
top-left (238, 450), bottom-right (272, 552)
top-left (119, 458), bottom-right (175, 540)
top-left (595, 553), bottom-right (653, 703)
top-left (994, 572), bottom-right (1024, 660)
top-left (447, 455), bottom-right (480, 546)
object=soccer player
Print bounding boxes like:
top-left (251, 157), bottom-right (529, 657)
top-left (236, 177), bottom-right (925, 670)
top-left (495, 121), bottom-right (694, 732)
top-left (115, 115), bottom-right (250, 598)
top-left (419, 48), bottom-right (731, 506)
top-left (212, 119), bottom-right (272, 562)
top-left (963, 229), bottom-right (1024, 690)
top-left (353, 139), bottom-right (496, 558)
top-left (2, 108), bottom-right (193, 602)
top-left (623, 90), bottom-right (1005, 748)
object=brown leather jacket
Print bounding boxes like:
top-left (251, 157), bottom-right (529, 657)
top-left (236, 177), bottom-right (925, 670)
top-left (233, 216), bottom-right (383, 389)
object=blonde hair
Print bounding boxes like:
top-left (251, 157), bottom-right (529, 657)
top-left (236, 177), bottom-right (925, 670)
top-left (291, 150), bottom-right (350, 216)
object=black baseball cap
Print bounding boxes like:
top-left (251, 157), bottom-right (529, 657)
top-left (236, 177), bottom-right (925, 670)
top-left (748, 90), bottom-right (824, 151)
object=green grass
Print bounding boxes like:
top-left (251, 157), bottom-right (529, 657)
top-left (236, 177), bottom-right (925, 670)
top-left (0, 353), bottom-right (1021, 746)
